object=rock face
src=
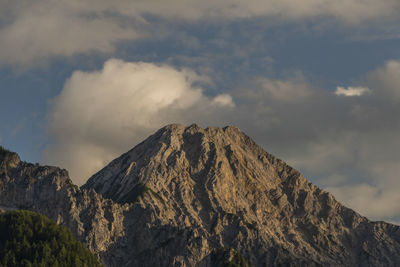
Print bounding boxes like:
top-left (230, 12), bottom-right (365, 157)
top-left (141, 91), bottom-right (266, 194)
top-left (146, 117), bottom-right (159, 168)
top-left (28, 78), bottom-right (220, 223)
top-left (1, 125), bottom-right (400, 266)
top-left (0, 146), bottom-right (127, 257)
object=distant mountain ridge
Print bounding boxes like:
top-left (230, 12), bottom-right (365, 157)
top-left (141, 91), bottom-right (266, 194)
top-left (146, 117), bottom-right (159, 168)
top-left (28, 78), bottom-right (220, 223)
top-left (1, 125), bottom-right (400, 266)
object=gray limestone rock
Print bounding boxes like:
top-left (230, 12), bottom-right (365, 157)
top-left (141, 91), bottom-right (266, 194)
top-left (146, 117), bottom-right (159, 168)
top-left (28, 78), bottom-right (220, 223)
top-left (1, 125), bottom-right (400, 266)
top-left (0, 147), bottom-right (127, 258)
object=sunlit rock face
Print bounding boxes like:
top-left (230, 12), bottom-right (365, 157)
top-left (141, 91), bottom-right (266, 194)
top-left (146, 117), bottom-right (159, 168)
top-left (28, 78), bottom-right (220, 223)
top-left (2, 125), bottom-right (400, 266)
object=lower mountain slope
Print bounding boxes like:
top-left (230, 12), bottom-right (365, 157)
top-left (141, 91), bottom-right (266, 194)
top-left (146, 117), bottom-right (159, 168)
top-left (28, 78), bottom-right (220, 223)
top-left (1, 124), bottom-right (400, 266)
top-left (0, 146), bottom-right (126, 265)
top-left (0, 209), bottom-right (103, 267)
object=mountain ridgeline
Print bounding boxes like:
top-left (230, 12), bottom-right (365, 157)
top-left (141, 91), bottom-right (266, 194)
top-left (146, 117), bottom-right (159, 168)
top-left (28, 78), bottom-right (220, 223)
top-left (1, 124), bottom-right (400, 266)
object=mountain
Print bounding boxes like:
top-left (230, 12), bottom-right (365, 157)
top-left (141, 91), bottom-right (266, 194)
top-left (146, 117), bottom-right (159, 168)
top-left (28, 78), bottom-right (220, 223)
top-left (1, 125), bottom-right (400, 266)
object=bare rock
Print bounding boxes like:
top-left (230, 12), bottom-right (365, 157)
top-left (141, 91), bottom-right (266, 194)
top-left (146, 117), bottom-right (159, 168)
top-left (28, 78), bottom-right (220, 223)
top-left (83, 124), bottom-right (400, 266)
top-left (1, 125), bottom-right (400, 266)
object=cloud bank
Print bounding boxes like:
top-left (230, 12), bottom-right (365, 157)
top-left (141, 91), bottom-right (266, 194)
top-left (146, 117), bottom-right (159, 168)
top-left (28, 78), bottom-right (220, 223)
top-left (1, 0), bottom-right (400, 66)
top-left (43, 59), bottom-right (234, 185)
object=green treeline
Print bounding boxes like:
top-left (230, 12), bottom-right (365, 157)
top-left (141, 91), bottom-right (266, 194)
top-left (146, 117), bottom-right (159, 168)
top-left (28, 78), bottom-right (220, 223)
top-left (0, 210), bottom-right (103, 267)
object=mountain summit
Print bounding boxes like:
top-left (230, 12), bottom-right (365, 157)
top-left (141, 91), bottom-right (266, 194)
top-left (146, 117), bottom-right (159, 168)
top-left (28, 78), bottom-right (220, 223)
top-left (1, 124), bottom-right (400, 266)
top-left (82, 124), bottom-right (400, 266)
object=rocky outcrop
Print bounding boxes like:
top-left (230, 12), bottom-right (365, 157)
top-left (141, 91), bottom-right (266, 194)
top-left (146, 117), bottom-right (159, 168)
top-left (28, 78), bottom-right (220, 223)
top-left (0, 146), bottom-right (127, 259)
top-left (1, 124), bottom-right (400, 266)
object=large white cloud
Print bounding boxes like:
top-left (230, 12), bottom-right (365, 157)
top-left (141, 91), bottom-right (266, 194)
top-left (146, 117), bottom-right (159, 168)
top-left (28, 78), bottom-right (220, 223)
top-left (43, 59), bottom-right (234, 185)
top-left (1, 0), bottom-right (400, 66)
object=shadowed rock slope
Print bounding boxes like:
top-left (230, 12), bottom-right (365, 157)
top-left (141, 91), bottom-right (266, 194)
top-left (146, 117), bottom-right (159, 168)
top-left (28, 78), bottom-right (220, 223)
top-left (0, 146), bottom-right (127, 264)
top-left (1, 124), bottom-right (400, 266)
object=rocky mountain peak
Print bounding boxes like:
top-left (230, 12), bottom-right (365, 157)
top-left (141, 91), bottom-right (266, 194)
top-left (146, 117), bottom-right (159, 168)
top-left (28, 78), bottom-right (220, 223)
top-left (82, 123), bottom-right (267, 205)
top-left (79, 124), bottom-right (400, 266)
top-left (2, 125), bottom-right (400, 266)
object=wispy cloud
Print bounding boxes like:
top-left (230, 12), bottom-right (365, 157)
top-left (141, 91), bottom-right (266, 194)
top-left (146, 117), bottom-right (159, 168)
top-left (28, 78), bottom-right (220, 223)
top-left (335, 86), bottom-right (370, 96)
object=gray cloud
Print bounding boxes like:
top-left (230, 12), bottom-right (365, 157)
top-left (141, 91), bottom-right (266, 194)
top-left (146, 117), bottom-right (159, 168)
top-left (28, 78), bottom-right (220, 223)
top-left (0, 1), bottom-right (141, 67)
top-left (326, 184), bottom-right (400, 219)
top-left (100, 0), bottom-right (400, 23)
top-left (2, 0), bottom-right (400, 66)
top-left (367, 60), bottom-right (400, 100)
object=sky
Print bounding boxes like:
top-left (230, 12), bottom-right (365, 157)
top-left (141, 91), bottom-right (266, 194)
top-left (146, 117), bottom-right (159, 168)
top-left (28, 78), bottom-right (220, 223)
top-left (1, 0), bottom-right (400, 224)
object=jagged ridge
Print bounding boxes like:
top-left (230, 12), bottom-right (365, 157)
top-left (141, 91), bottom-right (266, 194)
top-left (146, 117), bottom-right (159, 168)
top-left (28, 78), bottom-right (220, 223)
top-left (83, 124), bottom-right (400, 266)
top-left (0, 146), bottom-right (126, 265)
top-left (1, 124), bottom-right (400, 266)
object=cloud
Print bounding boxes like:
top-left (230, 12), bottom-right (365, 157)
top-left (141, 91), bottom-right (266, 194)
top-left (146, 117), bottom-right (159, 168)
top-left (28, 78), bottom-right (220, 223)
top-left (2, 0), bottom-right (400, 66)
top-left (326, 184), bottom-right (400, 219)
top-left (257, 74), bottom-right (313, 101)
top-left (335, 86), bottom-right (370, 96)
top-left (0, 1), bottom-right (141, 67)
top-left (43, 59), bottom-right (234, 185)
top-left (212, 94), bottom-right (235, 107)
top-left (112, 0), bottom-right (400, 24)
top-left (367, 60), bottom-right (400, 100)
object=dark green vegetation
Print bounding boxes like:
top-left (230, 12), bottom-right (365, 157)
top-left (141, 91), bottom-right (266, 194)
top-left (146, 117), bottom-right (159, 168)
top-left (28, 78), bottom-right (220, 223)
top-left (0, 210), bottom-right (103, 267)
top-left (222, 251), bottom-right (252, 267)
top-left (213, 247), bottom-right (253, 267)
top-left (120, 182), bottom-right (164, 204)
